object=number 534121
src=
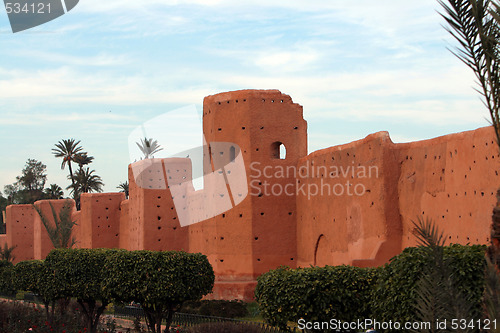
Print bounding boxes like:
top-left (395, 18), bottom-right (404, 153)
top-left (5, 2), bottom-right (51, 14)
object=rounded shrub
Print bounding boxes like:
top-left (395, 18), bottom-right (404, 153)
top-left (372, 244), bottom-right (487, 330)
top-left (255, 265), bottom-right (380, 331)
top-left (103, 250), bottom-right (214, 332)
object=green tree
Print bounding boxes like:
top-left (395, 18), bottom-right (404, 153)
top-left (52, 139), bottom-right (84, 192)
top-left (3, 184), bottom-right (19, 204)
top-left (438, 0), bottom-right (500, 325)
top-left (116, 181), bottom-right (129, 199)
top-left (13, 260), bottom-right (60, 323)
top-left (67, 168), bottom-right (104, 196)
top-left (6, 159), bottom-right (48, 204)
top-left (32, 200), bottom-right (76, 249)
top-left (44, 248), bottom-right (121, 333)
top-left (0, 260), bottom-right (14, 296)
top-left (43, 184), bottom-right (64, 199)
top-left (73, 153), bottom-right (94, 171)
top-left (136, 137), bottom-right (163, 159)
top-left (103, 250), bottom-right (214, 333)
top-left (410, 218), bottom-right (477, 333)
top-left (0, 244), bottom-right (16, 263)
top-left (16, 159), bottom-right (47, 194)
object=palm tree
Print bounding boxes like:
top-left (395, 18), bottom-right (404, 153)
top-left (33, 200), bottom-right (76, 249)
top-left (117, 181), bottom-right (129, 199)
top-left (67, 168), bottom-right (104, 196)
top-left (52, 139), bottom-right (84, 190)
top-left (439, 0), bottom-right (500, 325)
top-left (73, 153), bottom-right (94, 171)
top-left (136, 137), bottom-right (163, 159)
top-left (44, 184), bottom-right (64, 199)
top-left (0, 244), bottom-right (16, 262)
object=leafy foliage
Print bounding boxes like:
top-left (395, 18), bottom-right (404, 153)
top-left (52, 139), bottom-right (103, 209)
top-left (181, 300), bottom-right (249, 318)
top-left (2, 160), bottom-right (64, 205)
top-left (44, 184), bottom-right (64, 199)
top-left (3, 159), bottom-right (50, 204)
top-left (13, 259), bottom-right (63, 323)
top-left (136, 137), bottom-right (164, 159)
top-left (372, 244), bottom-right (487, 332)
top-left (0, 260), bottom-right (14, 295)
top-left (255, 265), bottom-right (379, 331)
top-left (0, 244), bottom-right (16, 262)
top-left (439, 0), bottom-right (500, 146)
top-left (483, 257), bottom-right (500, 333)
top-left (410, 218), bottom-right (477, 333)
top-left (44, 248), bottom-right (122, 333)
top-left (13, 260), bottom-right (44, 296)
top-left (0, 300), bottom-right (87, 333)
top-left (52, 139), bottom-right (83, 188)
top-left (116, 181), bottom-right (129, 199)
top-left (102, 250), bottom-right (214, 333)
top-left (66, 167), bottom-right (104, 196)
top-left (32, 200), bottom-right (76, 249)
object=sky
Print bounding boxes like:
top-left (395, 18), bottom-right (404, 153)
top-left (0, 0), bottom-right (489, 195)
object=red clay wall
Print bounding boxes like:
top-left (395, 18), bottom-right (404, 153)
top-left (191, 90), bottom-right (307, 300)
top-left (296, 126), bottom-right (499, 268)
top-left (72, 210), bottom-right (81, 248)
top-left (119, 199), bottom-right (130, 249)
top-left (0, 235), bottom-right (6, 249)
top-left (127, 159), bottom-right (189, 251)
top-left (296, 132), bottom-right (401, 268)
top-left (79, 192), bottom-right (124, 249)
top-left (33, 199), bottom-right (76, 260)
top-left (2, 90), bottom-right (498, 301)
top-left (5, 204), bottom-right (35, 263)
top-left (397, 126), bottom-right (499, 248)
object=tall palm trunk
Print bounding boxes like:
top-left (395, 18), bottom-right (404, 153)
top-left (67, 161), bottom-right (80, 209)
top-left (68, 160), bottom-right (76, 189)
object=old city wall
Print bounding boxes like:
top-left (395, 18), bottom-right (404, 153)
top-left (296, 126), bottom-right (499, 268)
top-left (1, 90), bottom-right (499, 301)
top-left (189, 90), bottom-right (307, 300)
top-left (126, 158), bottom-right (190, 252)
top-left (396, 126), bottom-right (498, 248)
top-left (5, 204), bottom-right (35, 262)
top-left (296, 131), bottom-right (402, 268)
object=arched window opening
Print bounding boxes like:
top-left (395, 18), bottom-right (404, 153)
top-left (271, 141), bottom-right (286, 159)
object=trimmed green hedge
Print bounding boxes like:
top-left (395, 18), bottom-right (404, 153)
top-left (255, 265), bottom-right (379, 331)
top-left (372, 244), bottom-right (487, 329)
top-left (102, 250), bottom-right (214, 332)
top-left (181, 300), bottom-right (249, 318)
top-left (11, 249), bottom-right (215, 333)
top-left (0, 260), bottom-right (14, 295)
top-left (255, 244), bottom-right (487, 332)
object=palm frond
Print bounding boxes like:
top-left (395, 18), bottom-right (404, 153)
top-left (411, 216), bottom-right (446, 248)
top-left (136, 137), bottom-right (164, 159)
top-left (411, 217), bottom-right (476, 332)
top-left (33, 200), bottom-right (76, 249)
top-left (484, 257), bottom-right (500, 331)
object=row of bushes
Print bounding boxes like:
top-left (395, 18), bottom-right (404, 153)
top-left (255, 244), bottom-right (487, 332)
top-left (180, 300), bottom-right (249, 318)
top-left (0, 249), bottom-right (215, 333)
top-left (0, 300), bottom-right (89, 333)
top-left (0, 300), bottom-right (260, 333)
